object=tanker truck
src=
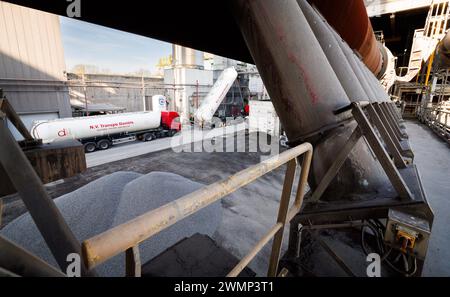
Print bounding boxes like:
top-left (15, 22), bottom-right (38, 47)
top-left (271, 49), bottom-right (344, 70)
top-left (30, 96), bottom-right (181, 153)
top-left (194, 66), bottom-right (238, 127)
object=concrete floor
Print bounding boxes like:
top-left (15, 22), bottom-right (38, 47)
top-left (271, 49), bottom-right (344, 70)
top-left (404, 120), bottom-right (450, 276)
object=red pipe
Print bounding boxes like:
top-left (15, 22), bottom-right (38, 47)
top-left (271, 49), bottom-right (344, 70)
top-left (309, 0), bottom-right (383, 76)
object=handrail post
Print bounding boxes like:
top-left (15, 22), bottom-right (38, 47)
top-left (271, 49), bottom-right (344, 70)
top-left (125, 245), bottom-right (141, 277)
top-left (267, 159), bottom-right (297, 276)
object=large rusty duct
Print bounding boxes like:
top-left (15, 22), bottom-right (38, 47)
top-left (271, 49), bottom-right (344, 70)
top-left (434, 30), bottom-right (450, 68)
top-left (231, 0), bottom-right (389, 199)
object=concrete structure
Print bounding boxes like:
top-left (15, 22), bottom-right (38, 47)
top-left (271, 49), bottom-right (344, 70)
top-left (164, 46), bottom-right (254, 123)
top-left (163, 67), bottom-right (213, 122)
top-left (0, 1), bottom-right (71, 139)
top-left (67, 73), bottom-right (165, 114)
top-left (164, 45), bottom-right (213, 122)
top-left (248, 74), bottom-right (269, 100)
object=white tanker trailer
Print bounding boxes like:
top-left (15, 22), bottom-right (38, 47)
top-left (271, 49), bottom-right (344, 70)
top-left (30, 110), bottom-right (181, 153)
top-left (194, 66), bottom-right (238, 126)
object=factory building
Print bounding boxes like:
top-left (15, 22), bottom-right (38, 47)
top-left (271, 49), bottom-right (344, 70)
top-left (67, 73), bottom-right (165, 115)
top-left (163, 45), bottom-right (213, 122)
top-left (164, 45), bottom-right (253, 123)
top-left (0, 1), bottom-right (71, 138)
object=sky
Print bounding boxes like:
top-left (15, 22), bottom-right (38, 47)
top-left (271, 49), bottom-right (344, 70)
top-left (59, 16), bottom-right (172, 75)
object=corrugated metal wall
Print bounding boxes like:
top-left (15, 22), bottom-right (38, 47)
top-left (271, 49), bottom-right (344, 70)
top-left (67, 73), bottom-right (166, 112)
top-left (0, 1), bottom-right (71, 120)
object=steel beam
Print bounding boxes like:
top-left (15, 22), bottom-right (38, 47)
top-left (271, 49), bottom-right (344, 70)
top-left (0, 235), bottom-right (65, 277)
top-left (0, 118), bottom-right (91, 276)
top-left (366, 104), bottom-right (407, 168)
top-left (230, 0), bottom-right (390, 200)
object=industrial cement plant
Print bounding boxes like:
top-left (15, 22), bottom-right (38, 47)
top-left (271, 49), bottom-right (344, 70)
top-left (0, 0), bottom-right (449, 284)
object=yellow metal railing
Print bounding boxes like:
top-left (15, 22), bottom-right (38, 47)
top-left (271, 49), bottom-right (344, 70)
top-left (81, 143), bottom-right (313, 277)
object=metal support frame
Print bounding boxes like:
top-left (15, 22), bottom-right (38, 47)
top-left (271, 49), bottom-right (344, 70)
top-left (308, 230), bottom-right (356, 277)
top-left (366, 104), bottom-right (407, 168)
top-left (309, 128), bottom-right (362, 202)
top-left (0, 98), bottom-right (93, 276)
top-left (287, 102), bottom-right (433, 276)
top-left (0, 235), bottom-right (65, 277)
top-left (384, 102), bottom-right (405, 127)
top-left (373, 103), bottom-right (406, 153)
top-left (125, 245), bottom-right (141, 277)
top-left (0, 198), bottom-right (3, 227)
top-left (310, 102), bottom-right (413, 204)
top-left (387, 102), bottom-right (403, 122)
top-left (352, 103), bottom-right (412, 200)
top-left (0, 99), bottom-right (34, 141)
top-left (380, 103), bottom-right (407, 139)
top-left (378, 103), bottom-right (404, 140)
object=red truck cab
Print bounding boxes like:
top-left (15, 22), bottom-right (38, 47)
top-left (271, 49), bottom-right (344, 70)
top-left (161, 111), bottom-right (182, 132)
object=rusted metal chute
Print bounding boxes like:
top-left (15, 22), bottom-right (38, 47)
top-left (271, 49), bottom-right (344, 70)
top-left (230, 0), bottom-right (389, 199)
top-left (298, 0), bottom-right (369, 103)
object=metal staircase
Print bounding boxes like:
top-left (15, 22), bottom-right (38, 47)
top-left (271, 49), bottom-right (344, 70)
top-left (397, 0), bottom-right (450, 82)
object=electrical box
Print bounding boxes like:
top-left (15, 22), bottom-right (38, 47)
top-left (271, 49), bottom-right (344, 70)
top-left (384, 209), bottom-right (431, 260)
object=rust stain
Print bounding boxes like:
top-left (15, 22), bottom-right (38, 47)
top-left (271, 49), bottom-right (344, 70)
top-left (257, 2), bottom-right (320, 105)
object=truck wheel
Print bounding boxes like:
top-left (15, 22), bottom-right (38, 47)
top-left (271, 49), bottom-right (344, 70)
top-left (97, 139), bottom-right (111, 150)
top-left (143, 133), bottom-right (154, 142)
top-left (84, 142), bottom-right (96, 153)
top-left (169, 129), bottom-right (177, 137)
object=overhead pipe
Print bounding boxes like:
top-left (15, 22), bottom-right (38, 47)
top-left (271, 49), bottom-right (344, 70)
top-left (327, 23), bottom-right (378, 102)
top-left (298, 0), bottom-right (368, 103)
top-left (361, 61), bottom-right (384, 102)
top-left (309, 0), bottom-right (387, 78)
top-left (302, 0), bottom-right (391, 102)
top-left (362, 62), bottom-right (390, 101)
top-left (230, 0), bottom-right (389, 199)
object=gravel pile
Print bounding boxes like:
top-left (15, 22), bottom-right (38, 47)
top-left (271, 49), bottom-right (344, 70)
top-left (1, 171), bottom-right (222, 276)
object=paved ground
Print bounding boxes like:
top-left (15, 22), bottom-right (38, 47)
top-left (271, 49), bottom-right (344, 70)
top-left (86, 121), bottom-right (247, 167)
top-left (404, 120), bottom-right (450, 276)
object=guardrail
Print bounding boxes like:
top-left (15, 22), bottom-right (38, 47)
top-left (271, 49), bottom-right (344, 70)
top-left (81, 143), bottom-right (313, 277)
top-left (419, 107), bottom-right (450, 143)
